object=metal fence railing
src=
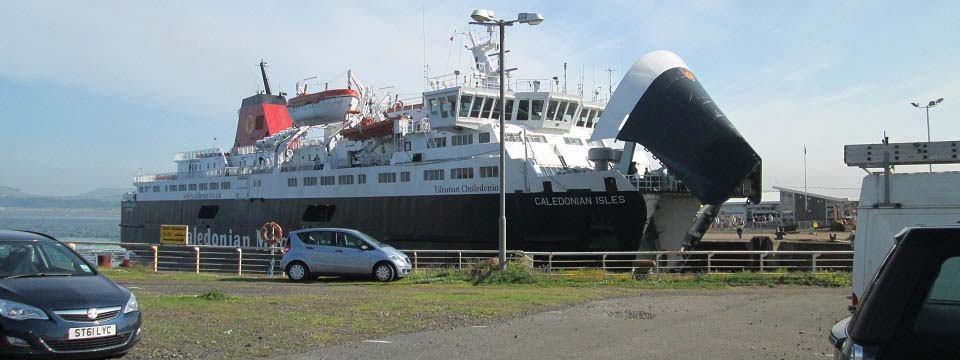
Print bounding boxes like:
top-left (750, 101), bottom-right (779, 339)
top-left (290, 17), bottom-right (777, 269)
top-left (65, 241), bottom-right (853, 277)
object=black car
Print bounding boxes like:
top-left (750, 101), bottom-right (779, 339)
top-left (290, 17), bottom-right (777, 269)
top-left (0, 230), bottom-right (141, 359)
top-left (830, 226), bottom-right (960, 359)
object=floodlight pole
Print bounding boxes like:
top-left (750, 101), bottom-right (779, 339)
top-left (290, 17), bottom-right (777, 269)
top-left (472, 11), bottom-right (541, 271)
top-left (912, 98), bottom-right (944, 173)
top-left (497, 20), bottom-right (508, 271)
top-left (925, 106), bottom-right (931, 173)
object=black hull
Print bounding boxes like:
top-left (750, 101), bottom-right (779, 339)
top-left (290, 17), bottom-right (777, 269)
top-left (120, 191), bottom-right (646, 251)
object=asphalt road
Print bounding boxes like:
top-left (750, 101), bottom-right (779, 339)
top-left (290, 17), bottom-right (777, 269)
top-left (277, 287), bottom-right (848, 360)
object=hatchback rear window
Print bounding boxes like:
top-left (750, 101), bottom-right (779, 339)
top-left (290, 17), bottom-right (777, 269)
top-left (912, 257), bottom-right (960, 337)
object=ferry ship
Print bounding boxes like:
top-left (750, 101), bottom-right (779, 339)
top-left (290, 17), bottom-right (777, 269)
top-left (121, 28), bottom-right (761, 252)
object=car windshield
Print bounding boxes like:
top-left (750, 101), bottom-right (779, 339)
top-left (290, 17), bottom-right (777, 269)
top-left (0, 240), bottom-right (96, 278)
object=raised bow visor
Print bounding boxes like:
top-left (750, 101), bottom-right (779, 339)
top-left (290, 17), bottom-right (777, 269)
top-left (591, 50), bottom-right (762, 205)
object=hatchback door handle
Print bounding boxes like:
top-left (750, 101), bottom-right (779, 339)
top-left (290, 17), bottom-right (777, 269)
top-left (335, 249), bottom-right (343, 253)
top-left (305, 246), bottom-right (314, 250)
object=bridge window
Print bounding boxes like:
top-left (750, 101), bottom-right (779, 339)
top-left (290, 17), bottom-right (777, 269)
top-left (505, 99), bottom-right (514, 120)
top-left (178, 184), bottom-right (187, 191)
top-left (400, 171), bottom-right (411, 182)
top-left (303, 177), bottom-right (318, 186)
top-left (338, 175), bottom-right (354, 185)
top-left (479, 132), bottom-right (491, 143)
top-left (287, 178), bottom-right (298, 187)
top-left (577, 109), bottom-right (591, 127)
top-left (546, 100), bottom-right (559, 120)
top-left (199, 183), bottom-right (208, 191)
top-left (444, 95), bottom-right (457, 118)
top-left (469, 97), bottom-right (485, 118)
top-left (152, 186), bottom-right (160, 192)
top-left (209, 182), bottom-right (219, 190)
top-left (562, 103), bottom-right (578, 122)
top-left (320, 176), bottom-right (335, 185)
top-left (516, 100), bottom-right (529, 120)
top-left (221, 182), bottom-right (231, 190)
top-left (531, 100), bottom-right (544, 121)
top-left (480, 97), bottom-right (495, 118)
top-left (490, 99), bottom-right (501, 119)
top-left (458, 95), bottom-right (472, 117)
top-left (585, 110), bottom-right (598, 128)
top-left (428, 98), bottom-right (440, 117)
top-left (358, 174), bottom-right (367, 184)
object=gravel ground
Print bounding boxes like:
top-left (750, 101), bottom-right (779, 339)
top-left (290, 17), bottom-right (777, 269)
top-left (277, 287), bottom-right (849, 360)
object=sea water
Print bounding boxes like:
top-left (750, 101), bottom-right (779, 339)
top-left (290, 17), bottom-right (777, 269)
top-left (0, 208), bottom-right (120, 243)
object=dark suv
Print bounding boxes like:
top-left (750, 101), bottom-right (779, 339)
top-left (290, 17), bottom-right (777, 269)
top-left (0, 230), bottom-right (141, 359)
top-left (830, 226), bottom-right (960, 359)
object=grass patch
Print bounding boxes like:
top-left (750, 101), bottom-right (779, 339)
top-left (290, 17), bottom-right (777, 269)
top-left (107, 267), bottom-right (849, 359)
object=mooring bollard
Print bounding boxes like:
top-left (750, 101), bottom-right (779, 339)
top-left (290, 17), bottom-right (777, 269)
top-left (151, 246), bottom-right (158, 273)
top-left (236, 248), bottom-right (243, 276)
top-left (194, 247), bottom-right (201, 274)
top-left (812, 253), bottom-right (820, 273)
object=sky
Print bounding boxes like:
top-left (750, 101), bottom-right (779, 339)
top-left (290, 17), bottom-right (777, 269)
top-left (1, 0), bottom-right (958, 197)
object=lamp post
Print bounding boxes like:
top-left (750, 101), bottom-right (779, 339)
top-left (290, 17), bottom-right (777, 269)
top-left (469, 9), bottom-right (543, 270)
top-left (911, 98), bottom-right (944, 172)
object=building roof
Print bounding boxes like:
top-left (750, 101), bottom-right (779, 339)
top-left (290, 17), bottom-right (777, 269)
top-left (772, 186), bottom-right (850, 202)
top-left (727, 191), bottom-right (781, 205)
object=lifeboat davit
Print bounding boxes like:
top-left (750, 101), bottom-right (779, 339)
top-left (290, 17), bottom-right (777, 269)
top-left (287, 89), bottom-right (361, 126)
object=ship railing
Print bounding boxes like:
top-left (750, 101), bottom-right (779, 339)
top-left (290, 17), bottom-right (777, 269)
top-left (135, 168), bottom-right (247, 183)
top-left (63, 241), bottom-right (852, 277)
top-left (625, 173), bottom-right (691, 193)
top-left (232, 145), bottom-right (257, 155)
top-left (174, 148), bottom-right (225, 161)
top-left (134, 172), bottom-right (178, 183)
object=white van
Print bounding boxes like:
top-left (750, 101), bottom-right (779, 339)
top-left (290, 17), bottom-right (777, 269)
top-left (846, 140), bottom-right (960, 305)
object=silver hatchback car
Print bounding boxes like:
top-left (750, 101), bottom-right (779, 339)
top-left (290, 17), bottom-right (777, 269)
top-left (281, 228), bottom-right (412, 282)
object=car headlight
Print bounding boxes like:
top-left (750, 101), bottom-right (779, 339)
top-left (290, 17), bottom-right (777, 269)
top-left (0, 299), bottom-right (48, 320)
top-left (389, 255), bottom-right (402, 262)
top-left (124, 293), bottom-right (139, 314)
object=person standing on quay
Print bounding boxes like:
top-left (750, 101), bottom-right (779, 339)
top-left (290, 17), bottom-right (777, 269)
top-left (736, 220), bottom-right (744, 240)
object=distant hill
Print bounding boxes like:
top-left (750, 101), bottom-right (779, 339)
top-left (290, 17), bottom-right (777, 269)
top-left (0, 186), bottom-right (131, 210)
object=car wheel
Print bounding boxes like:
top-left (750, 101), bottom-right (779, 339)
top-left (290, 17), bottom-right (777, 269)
top-left (286, 262), bottom-right (309, 282)
top-left (373, 262), bottom-right (395, 282)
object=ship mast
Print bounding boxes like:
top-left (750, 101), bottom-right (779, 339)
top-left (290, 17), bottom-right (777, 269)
top-left (259, 59), bottom-right (272, 95)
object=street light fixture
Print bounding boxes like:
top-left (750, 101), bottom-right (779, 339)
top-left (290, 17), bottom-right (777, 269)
top-left (469, 9), bottom-right (543, 270)
top-left (911, 97), bottom-right (944, 172)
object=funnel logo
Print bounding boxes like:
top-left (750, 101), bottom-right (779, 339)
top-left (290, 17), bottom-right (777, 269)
top-left (244, 114), bottom-right (256, 134)
top-left (680, 68), bottom-right (696, 82)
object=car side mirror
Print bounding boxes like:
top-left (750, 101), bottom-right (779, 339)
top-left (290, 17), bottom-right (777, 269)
top-left (360, 245), bottom-right (370, 251)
